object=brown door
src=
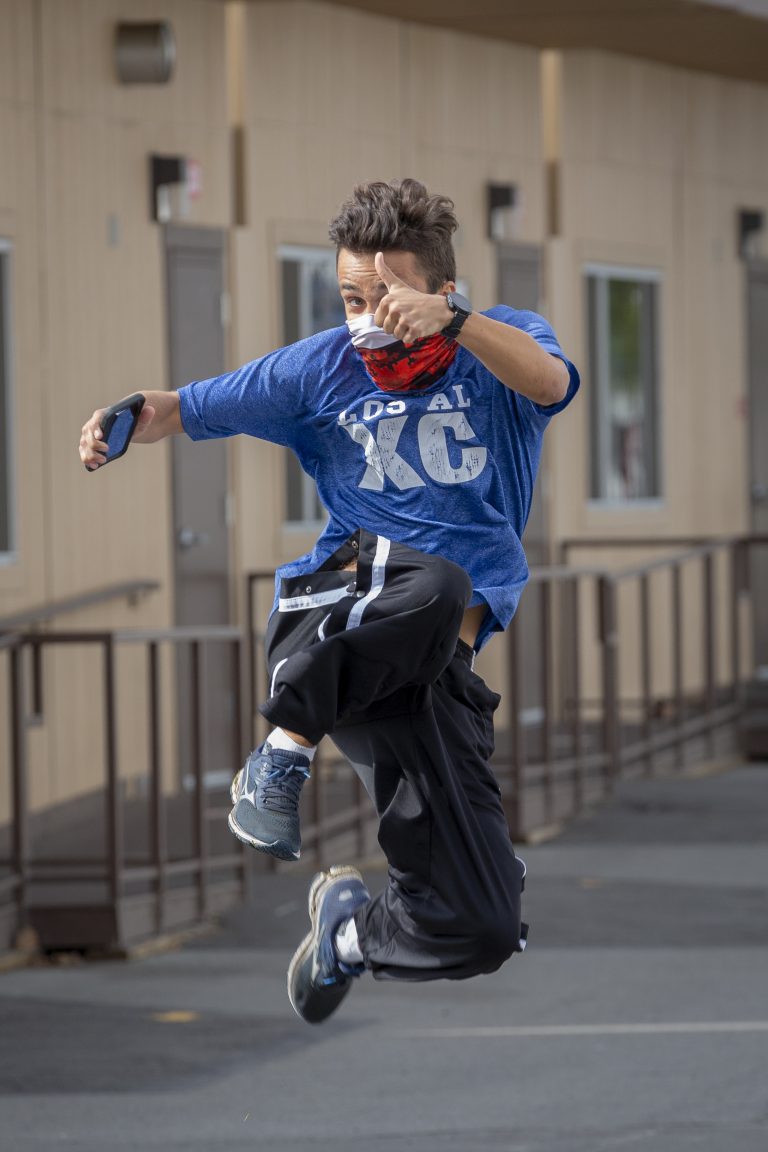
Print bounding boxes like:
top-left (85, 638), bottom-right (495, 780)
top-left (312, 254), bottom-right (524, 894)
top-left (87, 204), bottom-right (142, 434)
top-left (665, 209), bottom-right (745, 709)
top-left (165, 226), bottom-right (237, 786)
top-left (747, 261), bottom-right (768, 674)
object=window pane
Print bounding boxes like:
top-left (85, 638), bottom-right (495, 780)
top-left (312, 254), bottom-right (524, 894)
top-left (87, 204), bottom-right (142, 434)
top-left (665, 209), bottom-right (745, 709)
top-left (588, 272), bottom-right (660, 501)
top-left (608, 280), bottom-right (646, 499)
top-left (281, 260), bottom-right (300, 346)
top-left (0, 250), bottom-right (11, 553)
top-left (285, 453), bottom-right (304, 523)
top-left (587, 276), bottom-right (602, 499)
top-left (307, 262), bottom-right (346, 333)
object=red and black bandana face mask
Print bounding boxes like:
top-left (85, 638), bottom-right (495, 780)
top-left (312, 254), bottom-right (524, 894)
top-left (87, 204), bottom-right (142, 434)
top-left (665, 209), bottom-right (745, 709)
top-left (357, 334), bottom-right (458, 393)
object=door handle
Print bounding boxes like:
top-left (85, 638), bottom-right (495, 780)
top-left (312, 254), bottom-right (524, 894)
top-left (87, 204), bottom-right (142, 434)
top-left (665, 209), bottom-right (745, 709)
top-left (178, 527), bottom-right (210, 550)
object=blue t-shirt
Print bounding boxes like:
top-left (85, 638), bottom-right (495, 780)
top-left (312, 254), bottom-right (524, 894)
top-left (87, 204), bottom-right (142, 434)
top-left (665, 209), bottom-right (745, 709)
top-left (178, 306), bottom-right (579, 649)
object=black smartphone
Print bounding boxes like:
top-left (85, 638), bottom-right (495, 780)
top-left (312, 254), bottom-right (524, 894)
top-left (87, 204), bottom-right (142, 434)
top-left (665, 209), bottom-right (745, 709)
top-left (89, 393), bottom-right (146, 469)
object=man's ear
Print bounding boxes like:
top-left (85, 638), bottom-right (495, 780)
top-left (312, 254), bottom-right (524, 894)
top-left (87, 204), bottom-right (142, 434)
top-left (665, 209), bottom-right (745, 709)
top-left (440, 280), bottom-right (456, 296)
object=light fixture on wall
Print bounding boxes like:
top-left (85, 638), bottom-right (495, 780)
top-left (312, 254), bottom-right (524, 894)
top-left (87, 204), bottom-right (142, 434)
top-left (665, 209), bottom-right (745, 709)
top-left (115, 22), bottom-right (176, 85)
top-left (487, 183), bottom-right (518, 241)
top-left (150, 154), bottom-right (187, 223)
top-left (738, 208), bottom-right (764, 260)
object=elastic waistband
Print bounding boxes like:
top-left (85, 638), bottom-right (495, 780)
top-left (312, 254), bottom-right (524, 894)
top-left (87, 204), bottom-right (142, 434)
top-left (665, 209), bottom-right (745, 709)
top-left (454, 638), bottom-right (476, 670)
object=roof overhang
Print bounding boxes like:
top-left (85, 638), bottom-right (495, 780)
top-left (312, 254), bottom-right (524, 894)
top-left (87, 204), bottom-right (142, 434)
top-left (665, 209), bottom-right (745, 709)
top-left (304, 0), bottom-right (768, 84)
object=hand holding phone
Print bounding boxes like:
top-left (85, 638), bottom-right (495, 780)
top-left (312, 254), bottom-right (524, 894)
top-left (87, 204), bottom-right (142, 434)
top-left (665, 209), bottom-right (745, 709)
top-left (82, 393), bottom-right (146, 471)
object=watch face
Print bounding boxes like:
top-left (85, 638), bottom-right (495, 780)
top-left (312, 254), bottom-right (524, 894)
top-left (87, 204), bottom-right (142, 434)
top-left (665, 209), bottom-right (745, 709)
top-left (448, 291), bottom-right (472, 315)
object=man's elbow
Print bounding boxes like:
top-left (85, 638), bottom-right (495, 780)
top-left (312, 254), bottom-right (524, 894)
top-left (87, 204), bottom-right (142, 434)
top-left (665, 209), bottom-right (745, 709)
top-left (538, 358), bottom-right (570, 407)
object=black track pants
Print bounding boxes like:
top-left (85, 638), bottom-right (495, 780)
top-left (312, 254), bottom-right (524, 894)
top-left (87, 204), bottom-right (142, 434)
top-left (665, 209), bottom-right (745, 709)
top-left (261, 529), bottom-right (526, 982)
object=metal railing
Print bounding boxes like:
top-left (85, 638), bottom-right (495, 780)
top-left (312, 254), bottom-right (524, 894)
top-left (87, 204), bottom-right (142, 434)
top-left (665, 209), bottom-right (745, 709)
top-left (0, 633), bottom-right (26, 939)
top-left (493, 537), bottom-right (760, 836)
top-left (0, 580), bottom-right (159, 632)
top-left (2, 581), bottom-right (161, 950)
top-left (0, 581), bottom-right (254, 953)
top-left (0, 624), bottom-right (249, 953)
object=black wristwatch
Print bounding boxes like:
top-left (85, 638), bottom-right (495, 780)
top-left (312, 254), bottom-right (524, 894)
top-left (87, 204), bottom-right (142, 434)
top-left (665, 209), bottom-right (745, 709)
top-left (441, 291), bottom-right (473, 340)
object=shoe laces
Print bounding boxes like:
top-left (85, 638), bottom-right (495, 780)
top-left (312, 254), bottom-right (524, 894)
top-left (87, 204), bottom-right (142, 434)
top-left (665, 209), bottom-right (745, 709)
top-left (255, 751), bottom-right (309, 813)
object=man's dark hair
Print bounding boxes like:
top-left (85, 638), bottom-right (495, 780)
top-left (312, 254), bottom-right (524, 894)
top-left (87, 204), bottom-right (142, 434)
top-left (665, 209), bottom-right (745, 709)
top-left (329, 178), bottom-right (458, 292)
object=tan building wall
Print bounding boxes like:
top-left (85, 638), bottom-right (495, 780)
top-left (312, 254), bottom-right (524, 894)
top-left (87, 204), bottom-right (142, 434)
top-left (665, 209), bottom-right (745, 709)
top-left (0, 0), bottom-right (231, 820)
top-left (543, 50), bottom-right (768, 704)
top-left (1, 0), bottom-right (231, 618)
top-left (548, 49), bottom-right (767, 545)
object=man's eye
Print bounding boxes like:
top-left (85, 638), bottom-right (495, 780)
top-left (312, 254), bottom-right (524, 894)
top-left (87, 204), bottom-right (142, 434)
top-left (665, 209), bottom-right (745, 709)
top-left (344, 297), bottom-right (364, 308)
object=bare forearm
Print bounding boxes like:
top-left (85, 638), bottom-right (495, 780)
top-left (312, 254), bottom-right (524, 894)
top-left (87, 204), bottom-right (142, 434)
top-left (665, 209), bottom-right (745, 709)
top-left (365, 255), bottom-right (570, 406)
top-left (133, 390), bottom-right (183, 442)
top-left (456, 313), bottom-right (569, 406)
top-left (80, 389), bottom-right (183, 470)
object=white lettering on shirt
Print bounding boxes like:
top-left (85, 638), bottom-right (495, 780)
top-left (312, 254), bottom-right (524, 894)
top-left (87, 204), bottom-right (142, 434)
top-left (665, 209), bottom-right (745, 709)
top-left (452, 384), bottom-right (470, 409)
top-left (363, 400), bottom-right (384, 421)
top-left (339, 389), bottom-right (487, 490)
top-left (427, 392), bottom-right (453, 412)
top-left (343, 416), bottom-right (425, 491)
top-left (418, 412), bottom-right (488, 484)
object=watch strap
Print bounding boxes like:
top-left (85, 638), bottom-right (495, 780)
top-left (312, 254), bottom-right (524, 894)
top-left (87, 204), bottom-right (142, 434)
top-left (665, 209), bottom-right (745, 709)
top-left (441, 292), bottom-right (472, 340)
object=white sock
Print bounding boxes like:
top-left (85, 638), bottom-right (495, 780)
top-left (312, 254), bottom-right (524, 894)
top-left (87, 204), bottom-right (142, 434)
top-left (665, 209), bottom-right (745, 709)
top-left (267, 727), bottom-right (316, 763)
top-left (334, 916), bottom-right (364, 965)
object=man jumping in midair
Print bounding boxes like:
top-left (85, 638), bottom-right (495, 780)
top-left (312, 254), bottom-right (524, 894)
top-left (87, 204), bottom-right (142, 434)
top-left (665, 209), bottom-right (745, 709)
top-left (80, 178), bottom-right (579, 1024)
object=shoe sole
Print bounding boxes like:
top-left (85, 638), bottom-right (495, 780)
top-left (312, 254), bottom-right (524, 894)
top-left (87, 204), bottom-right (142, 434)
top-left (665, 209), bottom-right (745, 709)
top-left (286, 866), bottom-right (364, 1021)
top-left (227, 809), bottom-right (300, 861)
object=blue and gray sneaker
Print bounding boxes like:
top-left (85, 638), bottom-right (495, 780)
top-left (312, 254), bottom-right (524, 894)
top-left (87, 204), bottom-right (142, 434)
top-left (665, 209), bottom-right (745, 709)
top-left (287, 866), bottom-right (370, 1025)
top-left (228, 742), bottom-right (310, 861)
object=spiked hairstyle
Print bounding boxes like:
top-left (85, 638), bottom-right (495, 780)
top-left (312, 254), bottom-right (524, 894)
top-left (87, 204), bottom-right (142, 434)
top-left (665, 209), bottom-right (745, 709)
top-left (329, 178), bottom-right (458, 292)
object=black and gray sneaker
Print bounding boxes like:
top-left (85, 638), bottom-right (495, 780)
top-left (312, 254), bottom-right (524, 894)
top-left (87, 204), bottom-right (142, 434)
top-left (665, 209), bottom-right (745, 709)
top-left (228, 742), bottom-right (310, 861)
top-left (287, 866), bottom-right (370, 1025)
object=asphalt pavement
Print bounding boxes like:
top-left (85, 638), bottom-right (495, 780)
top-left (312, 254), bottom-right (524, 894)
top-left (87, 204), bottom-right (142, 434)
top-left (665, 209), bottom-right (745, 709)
top-left (1, 760), bottom-right (767, 1152)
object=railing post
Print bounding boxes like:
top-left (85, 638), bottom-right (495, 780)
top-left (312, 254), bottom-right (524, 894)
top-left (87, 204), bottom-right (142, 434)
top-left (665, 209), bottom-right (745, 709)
top-left (702, 551), bottom-right (716, 757)
top-left (246, 574), bottom-right (257, 751)
top-left (506, 611), bottom-right (523, 838)
top-left (598, 576), bottom-right (620, 790)
top-left (640, 573), bottom-right (653, 776)
top-left (190, 640), bottom-right (207, 917)
top-left (30, 635), bottom-right (44, 721)
top-left (235, 635), bottom-right (250, 901)
top-left (538, 580), bottom-right (554, 824)
top-left (671, 563), bottom-right (684, 770)
top-left (569, 577), bottom-right (584, 814)
top-left (104, 635), bottom-right (121, 910)
top-left (9, 641), bottom-right (29, 929)
top-left (234, 635), bottom-right (247, 767)
top-left (540, 580), bottom-right (554, 825)
top-left (148, 641), bottom-right (165, 935)
top-left (730, 539), bottom-right (746, 705)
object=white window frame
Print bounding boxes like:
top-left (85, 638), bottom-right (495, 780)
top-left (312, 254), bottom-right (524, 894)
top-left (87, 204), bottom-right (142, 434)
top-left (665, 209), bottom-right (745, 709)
top-left (0, 239), bottom-right (16, 564)
top-left (278, 244), bottom-right (345, 530)
top-left (585, 263), bottom-right (663, 508)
